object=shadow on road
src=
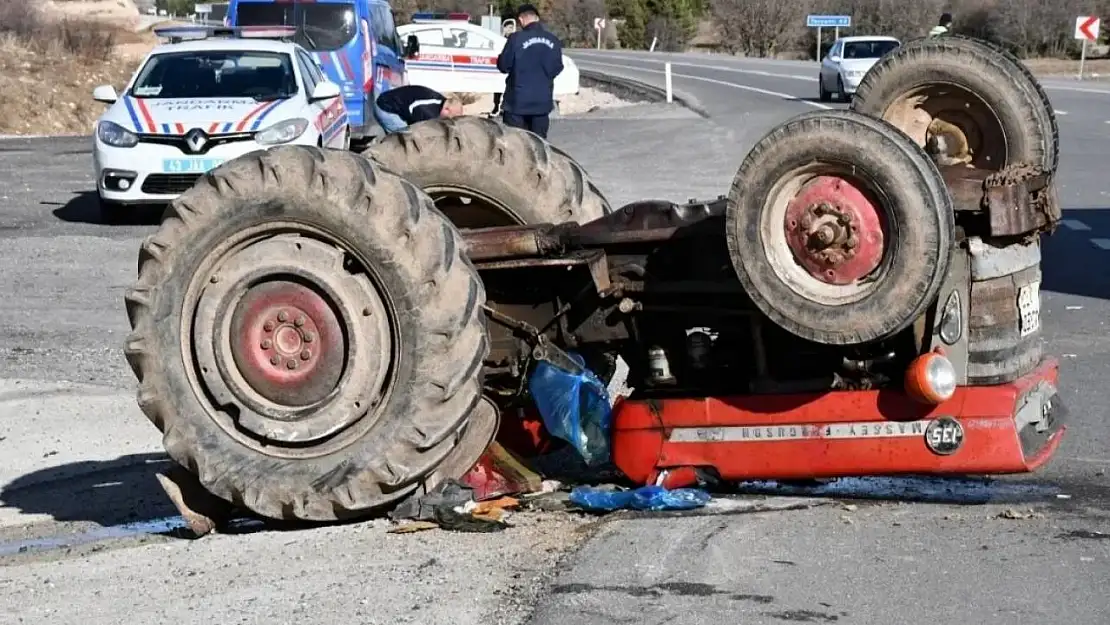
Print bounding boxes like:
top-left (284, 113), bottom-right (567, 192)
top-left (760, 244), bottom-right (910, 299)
top-left (0, 453), bottom-right (179, 527)
top-left (47, 191), bottom-right (163, 226)
top-left (1042, 208), bottom-right (1110, 300)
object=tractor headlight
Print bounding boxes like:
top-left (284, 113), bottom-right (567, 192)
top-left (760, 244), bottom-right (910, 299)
top-left (255, 118), bottom-right (310, 146)
top-left (97, 120), bottom-right (139, 148)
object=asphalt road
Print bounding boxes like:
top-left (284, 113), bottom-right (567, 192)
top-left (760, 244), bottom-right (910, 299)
top-left (0, 53), bottom-right (1108, 624)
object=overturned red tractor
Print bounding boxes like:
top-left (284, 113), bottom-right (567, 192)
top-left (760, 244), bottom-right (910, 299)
top-left (124, 36), bottom-right (1065, 522)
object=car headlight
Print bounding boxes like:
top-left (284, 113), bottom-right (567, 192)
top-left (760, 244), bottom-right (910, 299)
top-left (97, 120), bottom-right (138, 148)
top-left (255, 118), bottom-right (310, 146)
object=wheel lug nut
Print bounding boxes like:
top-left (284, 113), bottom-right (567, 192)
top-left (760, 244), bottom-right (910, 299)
top-left (286, 359), bottom-right (298, 370)
top-left (261, 339), bottom-right (272, 349)
top-left (300, 349), bottom-right (311, 361)
top-left (269, 355), bottom-right (281, 366)
top-left (294, 315), bottom-right (306, 327)
top-left (263, 321), bottom-right (275, 332)
top-left (278, 311), bottom-right (289, 323)
top-left (303, 331), bottom-right (315, 343)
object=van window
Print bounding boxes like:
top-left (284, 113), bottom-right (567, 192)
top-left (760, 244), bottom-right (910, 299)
top-left (368, 3), bottom-right (400, 54)
top-left (235, 1), bottom-right (357, 51)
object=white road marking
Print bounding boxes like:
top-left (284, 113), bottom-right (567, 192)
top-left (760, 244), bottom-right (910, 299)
top-left (578, 59), bottom-right (832, 110)
top-left (1061, 219), bottom-right (1092, 231)
top-left (1091, 238), bottom-right (1110, 250)
top-left (1055, 110), bottom-right (1068, 115)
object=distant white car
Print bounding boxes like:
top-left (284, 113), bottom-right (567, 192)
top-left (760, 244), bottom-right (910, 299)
top-left (396, 19), bottom-right (580, 96)
top-left (91, 26), bottom-right (350, 222)
top-left (818, 35), bottom-right (901, 102)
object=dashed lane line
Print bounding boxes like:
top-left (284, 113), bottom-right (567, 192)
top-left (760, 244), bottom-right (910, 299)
top-left (1061, 219), bottom-right (1092, 231)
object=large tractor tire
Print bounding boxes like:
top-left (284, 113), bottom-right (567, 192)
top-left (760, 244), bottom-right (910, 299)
top-left (363, 116), bottom-right (611, 229)
top-left (851, 36), bottom-right (1057, 174)
top-left (726, 109), bottom-right (954, 346)
top-left (123, 145), bottom-right (490, 522)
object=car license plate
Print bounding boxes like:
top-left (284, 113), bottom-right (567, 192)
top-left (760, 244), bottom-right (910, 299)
top-left (1017, 280), bottom-right (1041, 337)
top-left (162, 158), bottom-right (224, 174)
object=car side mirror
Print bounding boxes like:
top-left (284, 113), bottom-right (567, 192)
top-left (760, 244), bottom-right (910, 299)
top-left (829, 54), bottom-right (841, 62)
top-left (310, 81), bottom-right (341, 102)
top-left (93, 85), bottom-right (118, 104)
top-left (404, 34), bottom-right (420, 58)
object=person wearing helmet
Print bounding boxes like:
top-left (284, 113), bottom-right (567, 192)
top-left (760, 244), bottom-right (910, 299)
top-left (929, 13), bottom-right (953, 37)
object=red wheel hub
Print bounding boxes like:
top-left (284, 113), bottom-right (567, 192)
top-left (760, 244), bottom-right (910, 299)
top-left (783, 175), bottom-right (886, 285)
top-left (229, 280), bottom-right (346, 406)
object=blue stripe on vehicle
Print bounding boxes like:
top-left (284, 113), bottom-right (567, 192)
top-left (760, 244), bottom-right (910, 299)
top-left (122, 98), bottom-right (143, 132)
top-left (323, 114), bottom-right (347, 143)
top-left (250, 99), bottom-right (285, 131)
top-left (161, 123), bottom-right (171, 134)
top-left (221, 122), bottom-right (234, 133)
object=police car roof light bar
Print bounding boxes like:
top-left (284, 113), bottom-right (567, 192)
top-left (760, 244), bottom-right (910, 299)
top-left (152, 25), bottom-right (298, 43)
top-left (411, 11), bottom-right (470, 22)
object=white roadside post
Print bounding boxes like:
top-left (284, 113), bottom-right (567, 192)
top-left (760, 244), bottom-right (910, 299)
top-left (594, 17), bottom-right (606, 50)
top-left (665, 62), bottom-right (673, 103)
top-left (1075, 16), bottom-right (1101, 80)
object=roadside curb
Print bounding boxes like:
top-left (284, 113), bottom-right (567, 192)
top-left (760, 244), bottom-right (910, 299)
top-left (579, 69), bottom-right (711, 118)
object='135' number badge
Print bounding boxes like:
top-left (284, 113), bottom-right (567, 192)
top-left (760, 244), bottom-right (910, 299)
top-left (924, 417), bottom-right (964, 455)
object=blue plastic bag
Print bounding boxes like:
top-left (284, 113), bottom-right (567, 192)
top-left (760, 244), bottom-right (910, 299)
top-left (569, 485), bottom-right (712, 512)
top-left (528, 352), bottom-right (612, 466)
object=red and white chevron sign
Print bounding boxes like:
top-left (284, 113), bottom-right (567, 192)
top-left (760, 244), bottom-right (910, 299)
top-left (1075, 16), bottom-right (1100, 41)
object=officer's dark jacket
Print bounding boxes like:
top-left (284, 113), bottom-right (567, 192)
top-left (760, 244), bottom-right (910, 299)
top-left (376, 85), bottom-right (446, 125)
top-left (496, 22), bottom-right (563, 116)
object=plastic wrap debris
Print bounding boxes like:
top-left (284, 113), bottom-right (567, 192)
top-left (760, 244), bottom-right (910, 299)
top-left (569, 485), bottom-right (712, 512)
top-left (388, 480), bottom-right (521, 533)
top-left (528, 351), bottom-right (613, 466)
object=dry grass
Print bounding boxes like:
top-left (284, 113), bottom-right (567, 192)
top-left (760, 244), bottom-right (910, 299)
top-left (1024, 57), bottom-right (1110, 78)
top-left (0, 34), bottom-right (137, 135)
top-left (0, 0), bottom-right (153, 135)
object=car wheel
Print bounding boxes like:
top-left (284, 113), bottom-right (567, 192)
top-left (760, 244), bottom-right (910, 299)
top-left (818, 75), bottom-right (832, 102)
top-left (837, 76), bottom-right (847, 102)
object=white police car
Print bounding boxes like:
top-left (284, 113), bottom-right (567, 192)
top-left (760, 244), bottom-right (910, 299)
top-left (91, 26), bottom-right (350, 221)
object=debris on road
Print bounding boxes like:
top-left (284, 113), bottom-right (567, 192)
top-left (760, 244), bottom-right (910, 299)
top-left (997, 508), bottom-right (1047, 520)
top-left (568, 485), bottom-right (712, 512)
top-left (154, 463), bottom-right (236, 538)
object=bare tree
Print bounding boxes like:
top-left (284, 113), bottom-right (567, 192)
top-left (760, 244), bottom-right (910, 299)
top-left (710, 0), bottom-right (811, 57)
top-left (545, 0), bottom-right (608, 47)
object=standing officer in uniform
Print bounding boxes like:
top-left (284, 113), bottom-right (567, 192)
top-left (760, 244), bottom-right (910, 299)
top-left (496, 4), bottom-right (563, 139)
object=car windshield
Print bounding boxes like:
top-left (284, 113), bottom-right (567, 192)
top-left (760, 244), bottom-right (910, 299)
top-left (842, 40), bottom-right (900, 59)
top-left (130, 50), bottom-right (297, 100)
top-left (234, 2), bottom-right (357, 51)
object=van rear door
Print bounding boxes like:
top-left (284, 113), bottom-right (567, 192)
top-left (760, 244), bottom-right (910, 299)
top-left (230, 0), bottom-right (368, 130)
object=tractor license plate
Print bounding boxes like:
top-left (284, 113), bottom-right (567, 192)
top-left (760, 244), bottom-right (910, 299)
top-left (161, 158), bottom-right (223, 174)
top-left (1017, 281), bottom-right (1041, 337)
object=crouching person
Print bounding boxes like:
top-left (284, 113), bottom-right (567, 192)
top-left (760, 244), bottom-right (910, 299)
top-left (375, 85), bottom-right (465, 129)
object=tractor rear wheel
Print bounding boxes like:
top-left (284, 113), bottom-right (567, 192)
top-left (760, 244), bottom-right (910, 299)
top-left (124, 145), bottom-right (489, 522)
top-left (726, 109), bottom-right (954, 346)
top-left (363, 116), bottom-right (611, 229)
top-left (851, 36), bottom-right (1057, 174)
